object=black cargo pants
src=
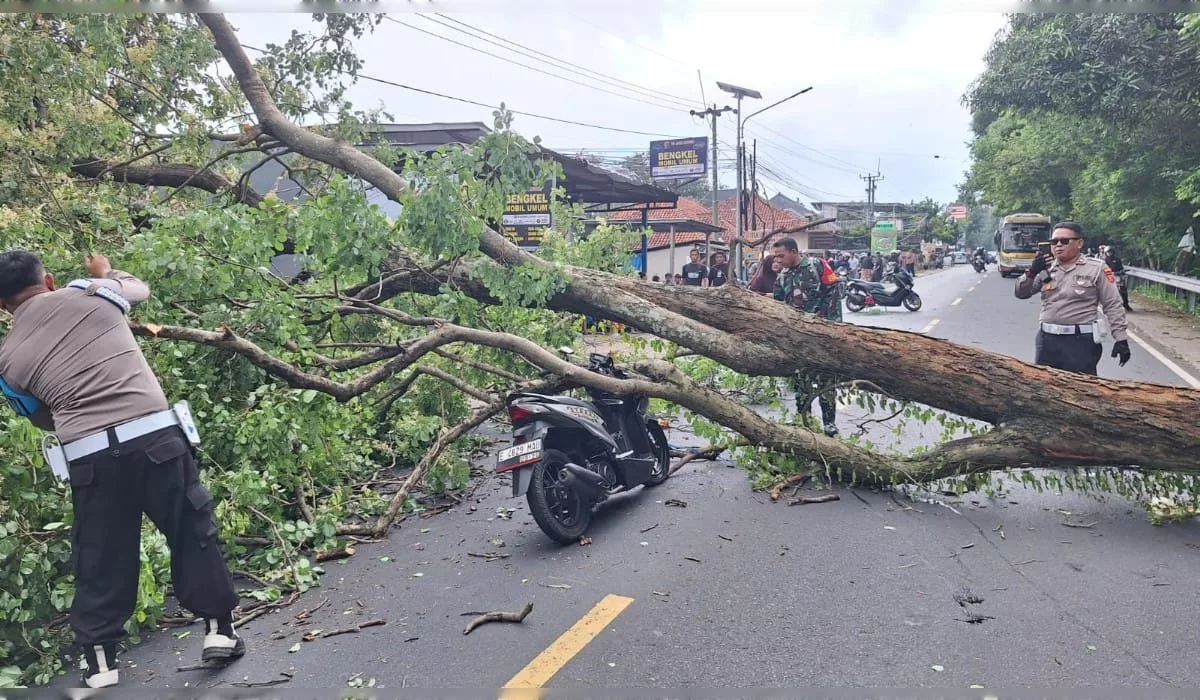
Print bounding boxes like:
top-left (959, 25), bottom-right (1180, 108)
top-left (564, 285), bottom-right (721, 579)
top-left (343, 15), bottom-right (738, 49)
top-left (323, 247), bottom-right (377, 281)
top-left (67, 425), bottom-right (238, 646)
top-left (1035, 330), bottom-right (1103, 375)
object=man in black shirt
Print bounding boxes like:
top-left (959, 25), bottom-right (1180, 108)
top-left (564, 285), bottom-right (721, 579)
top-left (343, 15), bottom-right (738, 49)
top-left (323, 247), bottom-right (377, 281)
top-left (707, 251), bottom-right (729, 287)
top-left (681, 249), bottom-right (708, 287)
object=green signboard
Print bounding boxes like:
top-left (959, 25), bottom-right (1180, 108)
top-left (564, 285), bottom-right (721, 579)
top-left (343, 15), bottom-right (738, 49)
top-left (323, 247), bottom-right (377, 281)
top-left (871, 222), bottom-right (897, 253)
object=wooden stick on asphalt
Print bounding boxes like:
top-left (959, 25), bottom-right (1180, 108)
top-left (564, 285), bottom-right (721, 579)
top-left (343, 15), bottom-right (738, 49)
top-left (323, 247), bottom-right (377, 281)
top-left (463, 602), bottom-right (534, 635)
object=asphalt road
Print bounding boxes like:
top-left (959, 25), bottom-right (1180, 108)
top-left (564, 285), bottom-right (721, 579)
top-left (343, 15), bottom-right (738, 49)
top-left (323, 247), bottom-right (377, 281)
top-left (53, 263), bottom-right (1200, 691)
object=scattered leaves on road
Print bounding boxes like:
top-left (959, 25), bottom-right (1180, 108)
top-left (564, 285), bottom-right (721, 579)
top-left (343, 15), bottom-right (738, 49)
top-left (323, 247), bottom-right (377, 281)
top-left (288, 643), bottom-right (301, 653)
top-left (665, 499), bottom-right (687, 508)
top-left (884, 525), bottom-right (896, 530)
top-left (931, 665), bottom-right (944, 672)
top-left (578, 536), bottom-right (592, 546)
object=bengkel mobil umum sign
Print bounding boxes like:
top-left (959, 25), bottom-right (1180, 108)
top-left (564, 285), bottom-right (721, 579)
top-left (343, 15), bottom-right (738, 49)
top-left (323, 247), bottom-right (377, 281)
top-left (649, 137), bottom-right (708, 180)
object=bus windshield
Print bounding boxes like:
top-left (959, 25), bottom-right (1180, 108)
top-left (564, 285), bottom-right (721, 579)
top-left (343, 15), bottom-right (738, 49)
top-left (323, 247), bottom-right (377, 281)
top-left (1000, 223), bottom-right (1050, 253)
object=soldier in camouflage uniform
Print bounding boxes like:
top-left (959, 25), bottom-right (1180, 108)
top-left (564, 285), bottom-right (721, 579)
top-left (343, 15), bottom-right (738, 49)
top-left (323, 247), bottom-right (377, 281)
top-left (771, 238), bottom-right (843, 436)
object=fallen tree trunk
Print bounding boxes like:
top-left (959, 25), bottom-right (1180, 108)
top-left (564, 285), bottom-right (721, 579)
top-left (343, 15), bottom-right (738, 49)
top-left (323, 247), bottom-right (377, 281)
top-left (192, 13), bottom-right (1200, 484)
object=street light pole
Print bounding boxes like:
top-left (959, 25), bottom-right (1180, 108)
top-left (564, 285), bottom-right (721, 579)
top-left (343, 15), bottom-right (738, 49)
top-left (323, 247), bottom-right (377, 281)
top-left (717, 82), bottom-right (762, 284)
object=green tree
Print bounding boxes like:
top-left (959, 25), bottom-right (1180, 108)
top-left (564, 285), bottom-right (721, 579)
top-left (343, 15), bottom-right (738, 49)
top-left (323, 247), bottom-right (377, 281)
top-left (962, 12), bottom-right (1200, 268)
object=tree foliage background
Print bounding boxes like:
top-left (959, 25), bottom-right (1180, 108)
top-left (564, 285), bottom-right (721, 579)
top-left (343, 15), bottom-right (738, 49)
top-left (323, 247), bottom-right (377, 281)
top-left (964, 12), bottom-right (1200, 271)
top-left (0, 14), bottom-right (644, 686)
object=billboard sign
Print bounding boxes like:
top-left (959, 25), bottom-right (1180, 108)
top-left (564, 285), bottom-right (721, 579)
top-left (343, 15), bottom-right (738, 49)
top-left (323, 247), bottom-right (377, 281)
top-left (870, 221), bottom-right (898, 253)
top-left (948, 204), bottom-right (968, 221)
top-left (502, 180), bottom-right (553, 249)
top-left (649, 137), bottom-right (708, 180)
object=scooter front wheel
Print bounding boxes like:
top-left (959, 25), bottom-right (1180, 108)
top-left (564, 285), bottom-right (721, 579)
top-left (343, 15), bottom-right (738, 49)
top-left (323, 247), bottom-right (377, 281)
top-left (527, 449), bottom-right (592, 544)
top-left (902, 292), bottom-right (922, 312)
top-left (644, 421), bottom-right (671, 486)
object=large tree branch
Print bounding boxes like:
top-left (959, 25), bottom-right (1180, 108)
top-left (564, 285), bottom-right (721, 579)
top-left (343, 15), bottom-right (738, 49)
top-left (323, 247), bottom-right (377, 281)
top-left (200, 14), bottom-right (411, 202)
top-left (71, 158), bottom-right (264, 206)
top-left (196, 12), bottom-right (1200, 481)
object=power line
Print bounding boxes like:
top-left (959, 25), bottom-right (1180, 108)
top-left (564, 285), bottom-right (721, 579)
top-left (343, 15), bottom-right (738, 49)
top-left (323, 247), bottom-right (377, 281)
top-left (750, 121), bottom-right (872, 171)
top-left (241, 43), bottom-right (681, 138)
top-left (382, 17), bottom-right (689, 115)
top-left (426, 14), bottom-right (699, 109)
top-left (563, 11), bottom-right (696, 71)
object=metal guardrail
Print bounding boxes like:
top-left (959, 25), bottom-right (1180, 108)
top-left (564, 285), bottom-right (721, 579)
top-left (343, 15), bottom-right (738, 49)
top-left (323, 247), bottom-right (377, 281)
top-left (1125, 266), bottom-right (1200, 313)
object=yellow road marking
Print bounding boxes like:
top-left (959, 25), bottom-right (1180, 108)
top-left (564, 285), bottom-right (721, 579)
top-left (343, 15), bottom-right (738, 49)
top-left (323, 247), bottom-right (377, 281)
top-left (502, 594), bottom-right (635, 689)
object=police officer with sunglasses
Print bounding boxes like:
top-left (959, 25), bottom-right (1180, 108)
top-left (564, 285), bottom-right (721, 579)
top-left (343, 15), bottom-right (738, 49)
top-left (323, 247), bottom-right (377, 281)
top-left (1015, 221), bottom-right (1131, 375)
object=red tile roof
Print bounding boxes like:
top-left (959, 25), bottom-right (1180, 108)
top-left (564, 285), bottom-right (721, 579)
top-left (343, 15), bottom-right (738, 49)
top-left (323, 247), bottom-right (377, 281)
top-left (606, 197), bottom-right (715, 225)
top-left (604, 197), bottom-right (722, 250)
top-left (600, 194), bottom-right (811, 251)
top-left (717, 194), bottom-right (808, 242)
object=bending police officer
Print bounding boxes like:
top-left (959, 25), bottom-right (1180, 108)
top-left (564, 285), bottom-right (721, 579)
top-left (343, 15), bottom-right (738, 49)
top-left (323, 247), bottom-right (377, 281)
top-left (0, 251), bottom-right (244, 688)
top-left (1014, 222), bottom-right (1131, 375)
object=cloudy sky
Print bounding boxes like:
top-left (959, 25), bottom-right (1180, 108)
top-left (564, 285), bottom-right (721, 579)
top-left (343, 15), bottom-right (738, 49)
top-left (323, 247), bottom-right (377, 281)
top-left (231, 2), bottom-right (1008, 207)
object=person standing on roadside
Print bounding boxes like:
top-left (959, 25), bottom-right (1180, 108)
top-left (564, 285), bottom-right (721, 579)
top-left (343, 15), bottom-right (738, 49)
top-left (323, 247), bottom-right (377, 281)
top-left (681, 248), bottom-right (708, 287)
top-left (772, 237), bottom-right (842, 436)
top-left (707, 251), bottom-right (729, 287)
top-left (1101, 245), bottom-right (1132, 311)
top-left (0, 251), bottom-right (244, 688)
top-left (1015, 222), bottom-right (1131, 375)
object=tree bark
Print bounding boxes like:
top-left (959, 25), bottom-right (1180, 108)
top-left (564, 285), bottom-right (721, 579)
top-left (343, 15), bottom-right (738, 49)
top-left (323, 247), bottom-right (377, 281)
top-left (71, 158), bottom-right (264, 206)
top-left (191, 13), bottom-right (1200, 484)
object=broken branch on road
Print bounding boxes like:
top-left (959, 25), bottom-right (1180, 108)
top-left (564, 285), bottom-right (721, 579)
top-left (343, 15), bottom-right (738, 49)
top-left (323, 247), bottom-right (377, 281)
top-left (789, 494), bottom-right (840, 506)
top-left (463, 602), bottom-right (534, 635)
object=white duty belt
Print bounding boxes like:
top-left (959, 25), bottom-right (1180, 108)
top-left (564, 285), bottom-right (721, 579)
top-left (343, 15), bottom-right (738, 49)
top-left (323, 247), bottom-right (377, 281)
top-left (1041, 322), bottom-right (1094, 335)
top-left (55, 401), bottom-right (201, 463)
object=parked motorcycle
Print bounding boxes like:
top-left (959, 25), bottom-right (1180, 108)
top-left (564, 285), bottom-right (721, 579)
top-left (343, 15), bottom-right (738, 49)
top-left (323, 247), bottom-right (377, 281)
top-left (496, 350), bottom-right (670, 543)
top-left (844, 267), bottom-right (922, 312)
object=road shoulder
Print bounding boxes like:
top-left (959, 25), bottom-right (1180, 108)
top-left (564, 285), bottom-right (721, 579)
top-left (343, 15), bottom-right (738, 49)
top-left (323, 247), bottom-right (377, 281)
top-left (1126, 291), bottom-right (1200, 385)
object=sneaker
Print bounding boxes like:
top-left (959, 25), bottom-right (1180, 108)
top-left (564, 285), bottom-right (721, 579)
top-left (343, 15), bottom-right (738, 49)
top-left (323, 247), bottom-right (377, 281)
top-left (823, 423), bottom-right (839, 438)
top-left (201, 618), bottom-right (246, 663)
top-left (81, 643), bottom-right (119, 688)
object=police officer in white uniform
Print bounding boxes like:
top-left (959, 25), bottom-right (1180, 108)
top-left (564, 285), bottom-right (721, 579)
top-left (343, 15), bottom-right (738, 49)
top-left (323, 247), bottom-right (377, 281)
top-left (1015, 221), bottom-right (1131, 374)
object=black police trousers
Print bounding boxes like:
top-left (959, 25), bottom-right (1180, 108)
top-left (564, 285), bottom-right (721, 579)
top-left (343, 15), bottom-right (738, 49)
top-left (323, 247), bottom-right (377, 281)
top-left (1035, 330), bottom-right (1103, 375)
top-left (67, 425), bottom-right (238, 646)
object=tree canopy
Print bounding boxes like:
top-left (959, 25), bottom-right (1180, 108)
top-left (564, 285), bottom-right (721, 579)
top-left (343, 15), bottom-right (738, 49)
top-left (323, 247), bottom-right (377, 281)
top-left (964, 12), bottom-right (1200, 269)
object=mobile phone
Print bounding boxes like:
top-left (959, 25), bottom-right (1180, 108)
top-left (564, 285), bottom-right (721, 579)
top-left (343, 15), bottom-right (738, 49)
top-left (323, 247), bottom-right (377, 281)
top-left (1037, 241), bottom-right (1052, 257)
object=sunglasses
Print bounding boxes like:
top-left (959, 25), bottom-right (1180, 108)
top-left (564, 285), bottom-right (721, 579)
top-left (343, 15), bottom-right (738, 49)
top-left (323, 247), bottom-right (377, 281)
top-left (1050, 237), bottom-right (1080, 245)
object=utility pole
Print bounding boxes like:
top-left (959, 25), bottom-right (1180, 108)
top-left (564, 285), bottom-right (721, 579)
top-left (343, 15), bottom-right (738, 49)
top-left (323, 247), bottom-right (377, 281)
top-left (688, 103), bottom-right (735, 228)
top-left (861, 170), bottom-right (883, 249)
top-left (750, 139), bottom-right (757, 240)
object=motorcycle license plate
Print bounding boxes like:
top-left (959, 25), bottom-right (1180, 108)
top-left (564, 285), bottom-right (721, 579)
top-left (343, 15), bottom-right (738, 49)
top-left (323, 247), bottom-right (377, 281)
top-left (497, 438), bottom-right (542, 471)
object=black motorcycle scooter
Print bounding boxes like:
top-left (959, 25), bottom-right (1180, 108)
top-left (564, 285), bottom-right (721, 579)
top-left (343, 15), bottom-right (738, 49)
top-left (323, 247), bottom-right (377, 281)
top-left (844, 266), bottom-right (922, 312)
top-left (496, 350), bottom-right (671, 543)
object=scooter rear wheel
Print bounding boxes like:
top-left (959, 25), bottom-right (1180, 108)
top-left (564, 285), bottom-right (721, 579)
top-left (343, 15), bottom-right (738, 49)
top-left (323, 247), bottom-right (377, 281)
top-left (845, 294), bottom-right (866, 312)
top-left (527, 449), bottom-right (592, 544)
